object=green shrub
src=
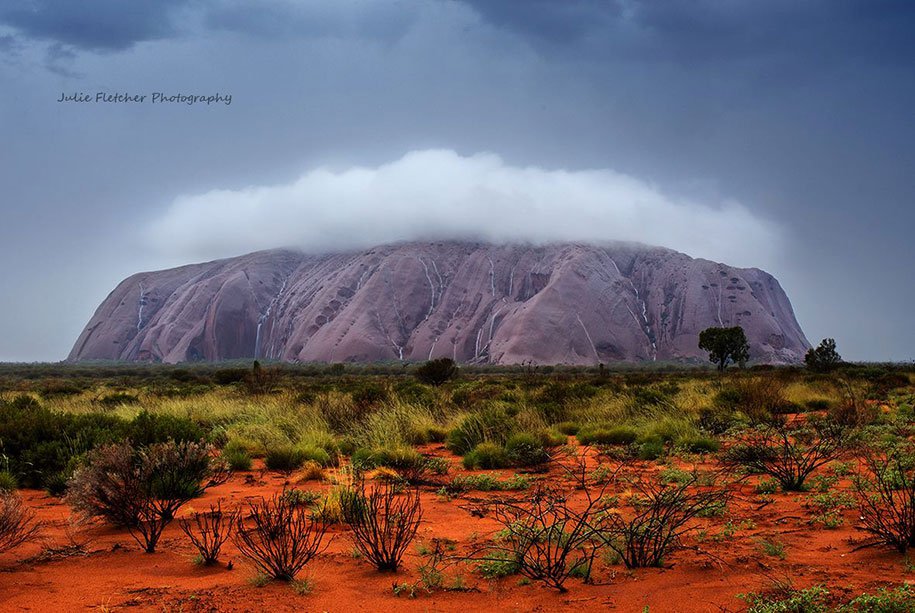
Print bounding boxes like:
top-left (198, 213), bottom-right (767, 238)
top-left (446, 473), bottom-right (530, 493)
top-left (427, 426), bottom-right (449, 443)
top-left (463, 443), bottom-right (510, 470)
top-left (222, 441), bottom-right (252, 471)
top-left (698, 405), bottom-right (740, 435)
top-left (0, 401), bottom-right (125, 489)
top-left (555, 421), bottom-right (580, 436)
top-left (504, 433), bottom-right (550, 467)
top-left (739, 586), bottom-right (831, 613)
top-left (352, 446), bottom-right (419, 469)
top-left (538, 429), bottom-right (567, 447)
top-left (637, 436), bottom-right (665, 460)
top-left (393, 380), bottom-right (437, 406)
top-left (281, 488), bottom-right (322, 508)
top-left (125, 410), bottom-right (205, 447)
top-left (96, 392), bottom-right (140, 407)
top-left (477, 551), bottom-right (520, 578)
top-left (576, 424), bottom-right (638, 446)
top-left (677, 435), bottom-right (720, 454)
top-left (212, 368), bottom-right (248, 385)
top-left (297, 445), bottom-right (332, 468)
top-left (265, 445), bottom-right (307, 472)
top-left (842, 584), bottom-right (914, 612)
top-left (44, 468), bottom-right (73, 497)
top-left (350, 383), bottom-right (391, 409)
top-left (641, 416), bottom-right (696, 443)
top-left (659, 467), bottom-right (694, 484)
top-left (0, 472), bottom-right (17, 492)
top-left (351, 447), bottom-right (434, 482)
top-left (805, 399), bottom-right (833, 411)
top-left (631, 386), bottom-right (670, 407)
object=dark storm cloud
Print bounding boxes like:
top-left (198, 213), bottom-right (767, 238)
top-left (0, 0), bottom-right (190, 51)
top-left (1, 0), bottom-right (913, 362)
top-left (203, 0), bottom-right (416, 42)
top-left (462, 0), bottom-right (915, 64)
top-left (0, 0), bottom-right (418, 52)
top-left (455, 0), bottom-right (620, 44)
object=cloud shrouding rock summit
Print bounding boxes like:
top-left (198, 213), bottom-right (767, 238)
top-left (147, 150), bottom-right (780, 268)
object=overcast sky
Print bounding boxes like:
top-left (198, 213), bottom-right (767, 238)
top-left (1, 0), bottom-right (913, 362)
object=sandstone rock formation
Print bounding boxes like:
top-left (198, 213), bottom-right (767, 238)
top-left (69, 241), bottom-right (810, 365)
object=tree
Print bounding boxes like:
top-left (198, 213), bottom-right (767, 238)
top-left (698, 326), bottom-right (750, 371)
top-left (414, 358), bottom-right (458, 386)
top-left (804, 338), bottom-right (842, 372)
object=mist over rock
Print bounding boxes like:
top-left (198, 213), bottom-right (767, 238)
top-left (69, 241), bottom-right (810, 365)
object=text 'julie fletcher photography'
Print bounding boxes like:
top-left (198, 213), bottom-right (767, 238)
top-left (57, 92), bottom-right (233, 105)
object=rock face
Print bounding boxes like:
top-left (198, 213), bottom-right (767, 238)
top-left (69, 241), bottom-right (810, 365)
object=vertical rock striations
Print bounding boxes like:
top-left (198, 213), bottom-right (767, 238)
top-left (69, 241), bottom-right (810, 364)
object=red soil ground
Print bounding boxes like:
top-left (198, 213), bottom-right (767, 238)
top-left (0, 442), bottom-right (910, 612)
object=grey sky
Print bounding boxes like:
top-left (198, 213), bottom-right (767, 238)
top-left (0, 0), bottom-right (912, 362)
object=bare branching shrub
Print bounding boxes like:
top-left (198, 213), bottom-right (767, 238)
top-left (723, 421), bottom-right (846, 491)
top-left (599, 470), bottom-right (730, 568)
top-left (477, 454), bottom-right (619, 592)
top-left (180, 500), bottom-right (239, 565)
top-left (342, 479), bottom-right (422, 572)
top-left (0, 492), bottom-right (40, 553)
top-left (233, 492), bottom-right (329, 581)
top-left (854, 445), bottom-right (915, 553)
top-left (67, 440), bottom-right (224, 553)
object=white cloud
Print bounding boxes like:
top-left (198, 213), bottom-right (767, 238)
top-left (146, 149), bottom-right (781, 268)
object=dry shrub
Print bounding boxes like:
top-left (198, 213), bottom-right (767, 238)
top-left (723, 421), bottom-right (847, 491)
top-left (342, 480), bottom-right (422, 572)
top-left (854, 444), bottom-right (915, 553)
top-left (0, 491), bottom-right (40, 553)
top-left (600, 470), bottom-right (731, 568)
top-left (180, 500), bottom-right (239, 565)
top-left (478, 455), bottom-right (618, 592)
top-left (67, 440), bottom-right (225, 553)
top-left (233, 492), bottom-right (329, 581)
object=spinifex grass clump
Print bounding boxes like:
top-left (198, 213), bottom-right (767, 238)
top-left (180, 500), bottom-right (239, 566)
top-left (463, 442), bottom-right (509, 469)
top-left (446, 407), bottom-right (516, 456)
top-left (67, 440), bottom-right (225, 553)
top-left (265, 445), bottom-right (308, 473)
top-left (233, 492), bottom-right (330, 581)
top-left (342, 479), bottom-right (422, 572)
top-left (576, 424), bottom-right (638, 446)
top-left (504, 433), bottom-right (550, 467)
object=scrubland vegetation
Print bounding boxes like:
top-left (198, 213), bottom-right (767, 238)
top-left (0, 359), bottom-right (913, 610)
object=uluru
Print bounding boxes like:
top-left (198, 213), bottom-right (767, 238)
top-left (69, 241), bottom-right (810, 365)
